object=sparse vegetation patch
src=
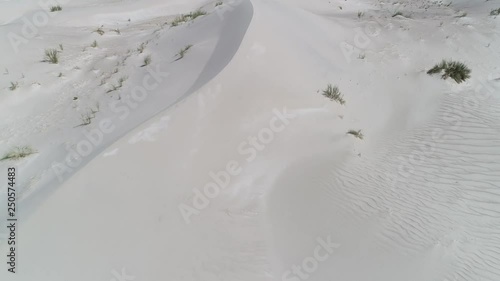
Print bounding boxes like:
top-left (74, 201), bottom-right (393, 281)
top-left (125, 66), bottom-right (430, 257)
top-left (175, 45), bottom-right (193, 61)
top-left (347, 130), bottom-right (364, 140)
top-left (43, 49), bottom-right (59, 64)
top-left (170, 9), bottom-right (207, 26)
top-left (1, 146), bottom-right (37, 161)
top-left (9, 82), bottom-right (18, 91)
top-left (50, 5), bottom-right (62, 12)
top-left (427, 60), bottom-right (471, 83)
top-left (322, 84), bottom-right (345, 105)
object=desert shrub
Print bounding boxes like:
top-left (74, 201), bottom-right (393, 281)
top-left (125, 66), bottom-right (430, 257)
top-left (50, 5), bottom-right (62, 12)
top-left (491, 8), bottom-right (500, 16)
top-left (9, 82), bottom-right (18, 91)
top-left (93, 26), bottom-right (105, 35)
top-left (175, 45), bottom-right (193, 61)
top-left (427, 60), bottom-right (471, 83)
top-left (43, 49), bottom-right (59, 63)
top-left (78, 112), bottom-right (95, 126)
top-left (189, 9), bottom-right (207, 19)
top-left (171, 9), bottom-right (207, 26)
top-left (1, 146), bottom-right (37, 161)
top-left (347, 130), bottom-right (364, 140)
top-left (137, 43), bottom-right (146, 53)
top-left (322, 84), bottom-right (345, 105)
top-left (216, 1), bottom-right (223, 7)
top-left (142, 55), bottom-right (152, 67)
top-left (91, 40), bottom-right (98, 48)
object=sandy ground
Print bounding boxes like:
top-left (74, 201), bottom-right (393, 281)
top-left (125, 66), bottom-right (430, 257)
top-left (1, 0), bottom-right (500, 280)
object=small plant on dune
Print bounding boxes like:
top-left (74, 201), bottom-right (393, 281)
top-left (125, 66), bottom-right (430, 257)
top-left (170, 9), bottom-right (207, 26)
top-left (141, 55), bottom-right (152, 67)
top-left (1, 146), bottom-right (37, 161)
top-left (137, 43), bottom-right (146, 53)
top-left (43, 49), bottom-right (59, 64)
top-left (392, 11), bottom-right (404, 17)
top-left (175, 45), bottom-right (193, 61)
top-left (93, 26), bottom-right (105, 35)
top-left (78, 112), bottom-right (95, 127)
top-left (189, 9), bottom-right (207, 20)
top-left (59, 44), bottom-right (63, 51)
top-left (427, 60), bottom-right (471, 83)
top-left (118, 76), bottom-right (128, 87)
top-left (358, 11), bottom-right (364, 18)
top-left (58, 72), bottom-right (63, 77)
top-left (50, 5), bottom-right (62, 12)
top-left (491, 8), bottom-right (500, 16)
top-left (456, 11), bottom-right (467, 18)
top-left (91, 40), bottom-right (98, 48)
top-left (347, 130), bottom-right (364, 140)
top-left (9, 82), bottom-right (19, 91)
top-left (171, 15), bottom-right (189, 27)
top-left (322, 84), bottom-right (345, 105)
top-left (112, 28), bottom-right (121, 35)
top-left (215, 1), bottom-right (223, 7)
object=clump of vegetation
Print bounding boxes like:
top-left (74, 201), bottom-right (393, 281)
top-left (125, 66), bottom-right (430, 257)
top-left (322, 84), bottom-right (345, 105)
top-left (175, 45), bottom-right (193, 61)
top-left (456, 11), bottom-right (467, 18)
top-left (358, 11), bottom-right (364, 18)
top-left (1, 146), bottom-right (37, 161)
top-left (107, 76), bottom-right (128, 93)
top-left (9, 82), bottom-right (18, 91)
top-left (91, 40), bottom-right (98, 48)
top-left (170, 9), bottom-right (207, 26)
top-left (43, 49), bottom-right (59, 64)
top-left (215, 1), bottom-right (223, 7)
top-left (112, 28), bottom-right (121, 35)
top-left (427, 60), bottom-right (471, 83)
top-left (118, 76), bottom-right (127, 87)
top-left (141, 55), bottom-right (152, 67)
top-left (189, 9), bottom-right (207, 20)
top-left (392, 11), bottom-right (404, 17)
top-left (347, 130), bottom-right (364, 140)
top-left (93, 26), bottom-right (105, 35)
top-left (79, 112), bottom-right (94, 126)
top-left (491, 8), bottom-right (500, 16)
top-left (137, 43), bottom-right (146, 53)
top-left (50, 5), bottom-right (62, 12)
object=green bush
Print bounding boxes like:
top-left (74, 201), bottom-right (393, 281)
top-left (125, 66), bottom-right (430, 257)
top-left (347, 130), bottom-right (364, 140)
top-left (1, 146), bottom-right (37, 161)
top-left (43, 49), bottom-right (59, 64)
top-left (50, 5), bottom-right (62, 12)
top-left (322, 84), bottom-right (345, 105)
top-left (427, 60), bottom-right (471, 83)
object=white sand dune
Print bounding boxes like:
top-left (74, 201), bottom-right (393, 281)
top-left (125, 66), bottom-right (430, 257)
top-left (1, 0), bottom-right (500, 280)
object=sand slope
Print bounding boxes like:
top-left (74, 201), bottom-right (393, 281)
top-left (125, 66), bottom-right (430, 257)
top-left (1, 0), bottom-right (500, 280)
